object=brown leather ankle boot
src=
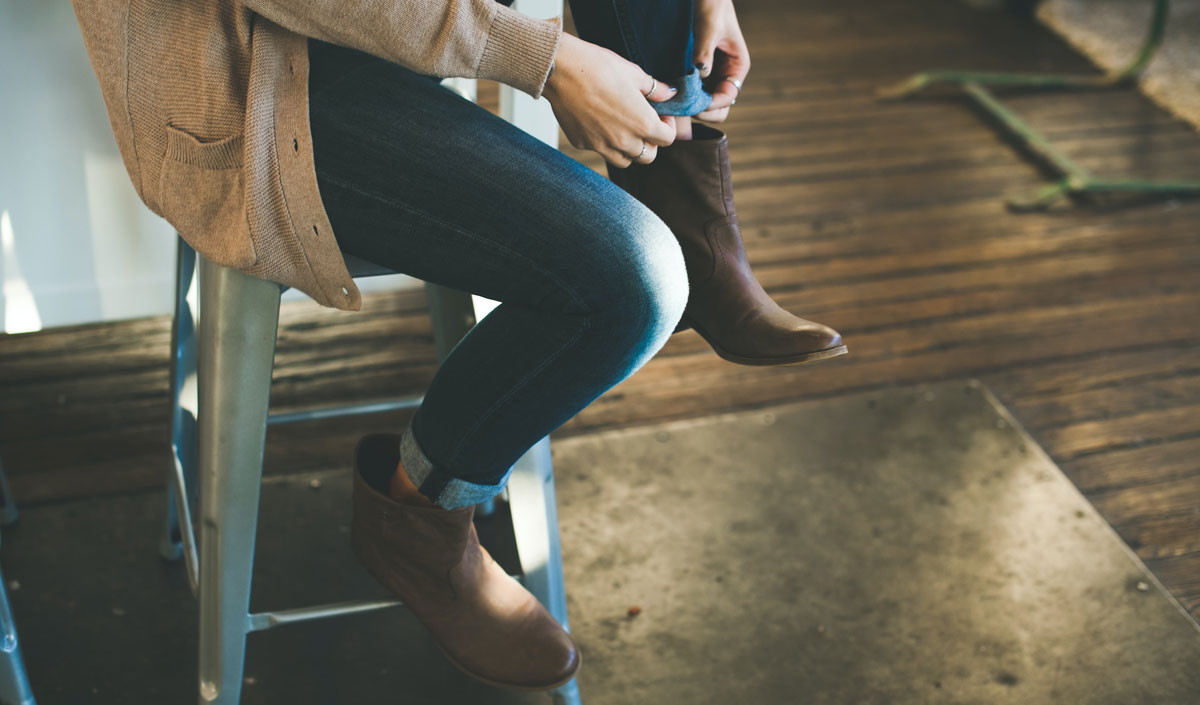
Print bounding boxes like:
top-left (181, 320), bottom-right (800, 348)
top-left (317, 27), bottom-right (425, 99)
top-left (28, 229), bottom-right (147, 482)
top-left (608, 124), bottom-right (847, 366)
top-left (350, 434), bottom-right (580, 690)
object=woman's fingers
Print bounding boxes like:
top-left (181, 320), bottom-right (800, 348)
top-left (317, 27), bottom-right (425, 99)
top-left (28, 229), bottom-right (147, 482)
top-left (631, 140), bottom-right (659, 165)
top-left (604, 146), bottom-right (633, 168)
top-left (609, 136), bottom-right (658, 167)
top-left (642, 79), bottom-right (677, 148)
top-left (705, 80), bottom-right (738, 112)
top-left (695, 105), bottom-right (730, 123)
top-left (645, 112), bottom-right (676, 147)
top-left (615, 136), bottom-right (658, 166)
top-left (699, 47), bottom-right (749, 118)
top-left (693, 1), bottom-right (721, 78)
top-left (703, 69), bottom-right (743, 112)
top-left (692, 0), bottom-right (751, 118)
top-left (694, 33), bottom-right (718, 79)
top-left (643, 75), bottom-right (678, 103)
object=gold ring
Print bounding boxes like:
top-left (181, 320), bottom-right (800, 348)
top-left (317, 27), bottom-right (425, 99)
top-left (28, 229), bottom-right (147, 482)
top-left (643, 77), bottom-right (657, 97)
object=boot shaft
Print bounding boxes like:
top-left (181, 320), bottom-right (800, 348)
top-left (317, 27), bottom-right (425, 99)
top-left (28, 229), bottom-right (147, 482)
top-left (607, 125), bottom-right (747, 290)
top-left (607, 123), bottom-right (736, 225)
top-left (352, 434), bottom-right (474, 574)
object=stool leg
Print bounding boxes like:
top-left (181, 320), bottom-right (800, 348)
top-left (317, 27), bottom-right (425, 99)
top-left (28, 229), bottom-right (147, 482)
top-left (195, 257), bottom-right (281, 705)
top-left (0, 563), bottom-right (35, 705)
top-left (423, 282), bottom-right (476, 363)
top-left (0, 461), bottom-right (34, 705)
top-left (507, 436), bottom-right (580, 705)
top-left (162, 237), bottom-right (198, 561)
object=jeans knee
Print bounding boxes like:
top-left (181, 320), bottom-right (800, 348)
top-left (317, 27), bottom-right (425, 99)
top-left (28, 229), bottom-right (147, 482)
top-left (639, 217), bottom-right (689, 340)
top-left (598, 212), bottom-right (688, 361)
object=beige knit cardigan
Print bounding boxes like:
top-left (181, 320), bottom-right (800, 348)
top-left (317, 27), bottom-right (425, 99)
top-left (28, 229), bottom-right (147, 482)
top-left (68, 0), bottom-right (562, 311)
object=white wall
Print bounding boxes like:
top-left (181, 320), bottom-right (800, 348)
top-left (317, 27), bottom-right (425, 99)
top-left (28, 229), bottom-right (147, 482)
top-left (0, 1), bottom-right (174, 331)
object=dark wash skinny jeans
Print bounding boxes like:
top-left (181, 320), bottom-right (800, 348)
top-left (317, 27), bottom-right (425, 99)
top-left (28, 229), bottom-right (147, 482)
top-left (309, 0), bottom-right (710, 508)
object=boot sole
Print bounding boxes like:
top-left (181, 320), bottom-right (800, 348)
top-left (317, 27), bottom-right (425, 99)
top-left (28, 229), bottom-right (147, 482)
top-left (689, 321), bottom-right (849, 366)
top-left (437, 642), bottom-right (581, 692)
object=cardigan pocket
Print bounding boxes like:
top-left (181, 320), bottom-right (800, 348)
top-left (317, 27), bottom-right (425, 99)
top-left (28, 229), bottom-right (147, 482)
top-left (159, 122), bottom-right (256, 269)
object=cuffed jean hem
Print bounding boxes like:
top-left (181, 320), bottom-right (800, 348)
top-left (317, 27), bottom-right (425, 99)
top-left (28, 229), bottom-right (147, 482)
top-left (652, 69), bottom-right (714, 116)
top-left (400, 423), bottom-right (512, 510)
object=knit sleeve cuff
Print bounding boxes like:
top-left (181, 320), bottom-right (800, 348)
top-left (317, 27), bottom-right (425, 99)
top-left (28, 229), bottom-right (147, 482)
top-left (475, 5), bottom-right (562, 99)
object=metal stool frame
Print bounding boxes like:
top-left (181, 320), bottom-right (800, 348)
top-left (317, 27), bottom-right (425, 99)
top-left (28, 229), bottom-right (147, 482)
top-left (0, 460), bottom-right (35, 705)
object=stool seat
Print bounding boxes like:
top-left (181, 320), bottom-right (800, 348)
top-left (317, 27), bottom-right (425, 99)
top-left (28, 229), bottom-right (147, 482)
top-left (341, 252), bottom-right (397, 279)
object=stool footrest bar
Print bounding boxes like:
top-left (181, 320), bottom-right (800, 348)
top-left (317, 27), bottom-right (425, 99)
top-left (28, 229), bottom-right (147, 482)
top-left (266, 396), bottom-right (424, 425)
top-left (246, 598), bottom-right (404, 633)
top-left (168, 445), bottom-right (200, 594)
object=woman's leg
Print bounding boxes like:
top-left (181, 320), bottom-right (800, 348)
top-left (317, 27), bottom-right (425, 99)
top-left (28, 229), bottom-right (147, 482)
top-left (307, 38), bottom-right (688, 509)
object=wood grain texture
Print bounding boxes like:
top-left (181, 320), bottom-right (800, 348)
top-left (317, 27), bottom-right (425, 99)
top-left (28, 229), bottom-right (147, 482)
top-left (1, 0), bottom-right (1197, 617)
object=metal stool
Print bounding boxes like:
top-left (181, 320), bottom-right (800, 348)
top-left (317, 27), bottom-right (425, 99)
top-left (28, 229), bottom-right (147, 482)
top-left (0, 460), bottom-right (35, 705)
top-left (159, 238), bottom-right (580, 705)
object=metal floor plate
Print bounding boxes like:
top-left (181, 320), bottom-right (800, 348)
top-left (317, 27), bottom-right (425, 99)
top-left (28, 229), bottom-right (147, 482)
top-left (551, 380), bottom-right (1200, 705)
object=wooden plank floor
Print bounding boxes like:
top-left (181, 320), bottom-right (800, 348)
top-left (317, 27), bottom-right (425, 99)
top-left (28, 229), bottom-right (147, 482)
top-left (2, 0), bottom-right (1198, 618)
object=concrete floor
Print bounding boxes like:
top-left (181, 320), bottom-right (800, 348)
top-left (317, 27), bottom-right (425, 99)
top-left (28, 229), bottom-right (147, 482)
top-left (3, 380), bottom-right (1198, 703)
top-left (552, 381), bottom-right (1200, 704)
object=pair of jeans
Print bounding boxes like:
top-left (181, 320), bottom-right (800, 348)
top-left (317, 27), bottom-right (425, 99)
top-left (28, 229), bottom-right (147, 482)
top-left (308, 1), bottom-right (703, 509)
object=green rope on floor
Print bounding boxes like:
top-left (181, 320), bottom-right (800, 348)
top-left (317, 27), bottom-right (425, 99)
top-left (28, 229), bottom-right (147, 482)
top-left (878, 0), bottom-right (1200, 211)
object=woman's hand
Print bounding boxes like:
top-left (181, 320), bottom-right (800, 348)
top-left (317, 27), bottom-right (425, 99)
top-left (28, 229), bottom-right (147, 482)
top-left (542, 33), bottom-right (678, 167)
top-left (692, 0), bottom-right (750, 123)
